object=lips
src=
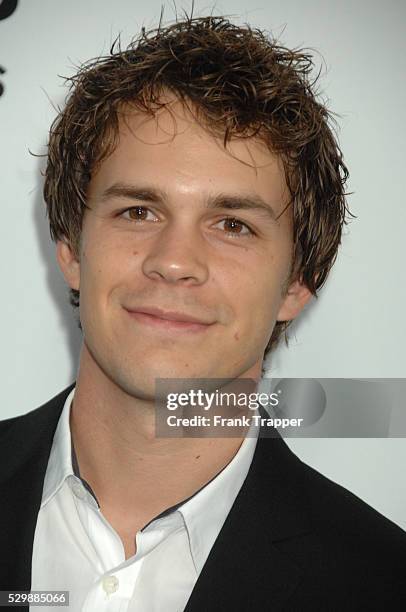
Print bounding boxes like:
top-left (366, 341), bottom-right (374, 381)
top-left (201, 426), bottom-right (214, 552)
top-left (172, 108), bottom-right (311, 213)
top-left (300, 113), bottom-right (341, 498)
top-left (123, 305), bottom-right (215, 333)
top-left (125, 306), bottom-right (212, 325)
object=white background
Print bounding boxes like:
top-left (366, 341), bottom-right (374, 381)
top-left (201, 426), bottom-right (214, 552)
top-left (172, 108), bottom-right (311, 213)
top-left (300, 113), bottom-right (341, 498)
top-left (1, 0), bottom-right (405, 529)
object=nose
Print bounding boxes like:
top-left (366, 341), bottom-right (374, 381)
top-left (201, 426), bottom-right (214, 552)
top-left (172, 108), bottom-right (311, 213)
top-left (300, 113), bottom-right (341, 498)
top-left (141, 222), bottom-right (209, 285)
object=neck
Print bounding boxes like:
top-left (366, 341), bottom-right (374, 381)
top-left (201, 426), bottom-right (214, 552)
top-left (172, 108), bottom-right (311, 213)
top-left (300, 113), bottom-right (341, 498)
top-left (70, 343), bottom-right (259, 535)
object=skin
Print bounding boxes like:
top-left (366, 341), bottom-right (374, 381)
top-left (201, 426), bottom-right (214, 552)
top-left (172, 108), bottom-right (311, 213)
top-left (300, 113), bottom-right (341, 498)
top-left (56, 93), bottom-right (312, 558)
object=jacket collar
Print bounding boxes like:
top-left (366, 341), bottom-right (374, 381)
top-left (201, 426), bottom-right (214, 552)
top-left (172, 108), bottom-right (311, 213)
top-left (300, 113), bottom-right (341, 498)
top-left (184, 411), bottom-right (312, 611)
top-left (0, 384), bottom-right (75, 592)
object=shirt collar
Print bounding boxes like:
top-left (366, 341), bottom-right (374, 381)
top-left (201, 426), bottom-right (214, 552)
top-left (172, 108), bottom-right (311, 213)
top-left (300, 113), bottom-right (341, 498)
top-left (41, 386), bottom-right (76, 507)
top-left (42, 386), bottom-right (259, 574)
top-left (178, 417), bottom-right (259, 574)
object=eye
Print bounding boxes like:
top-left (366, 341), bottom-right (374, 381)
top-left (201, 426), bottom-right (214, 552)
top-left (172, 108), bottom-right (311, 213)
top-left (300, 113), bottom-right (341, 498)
top-left (119, 206), bottom-right (157, 222)
top-left (216, 217), bottom-right (255, 238)
top-left (117, 207), bottom-right (255, 238)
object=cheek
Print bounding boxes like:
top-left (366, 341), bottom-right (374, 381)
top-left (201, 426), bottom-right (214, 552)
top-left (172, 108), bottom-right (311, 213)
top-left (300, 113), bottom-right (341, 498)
top-left (78, 256), bottom-right (115, 328)
top-left (81, 236), bottom-right (130, 292)
top-left (224, 257), bottom-right (283, 330)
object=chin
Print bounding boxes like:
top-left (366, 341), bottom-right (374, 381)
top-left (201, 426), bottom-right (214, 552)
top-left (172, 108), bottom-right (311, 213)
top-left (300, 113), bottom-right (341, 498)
top-left (110, 361), bottom-right (195, 397)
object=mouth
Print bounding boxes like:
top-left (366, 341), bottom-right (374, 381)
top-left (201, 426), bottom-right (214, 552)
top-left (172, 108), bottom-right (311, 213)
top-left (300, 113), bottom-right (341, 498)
top-left (124, 307), bottom-right (215, 333)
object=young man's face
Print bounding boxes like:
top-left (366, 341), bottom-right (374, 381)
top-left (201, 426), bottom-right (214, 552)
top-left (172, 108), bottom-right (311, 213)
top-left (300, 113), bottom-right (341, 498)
top-left (58, 95), bottom-right (311, 400)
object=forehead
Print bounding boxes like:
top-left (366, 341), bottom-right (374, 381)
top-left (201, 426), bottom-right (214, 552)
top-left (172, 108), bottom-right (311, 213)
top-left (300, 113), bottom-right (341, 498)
top-left (90, 94), bottom-right (290, 214)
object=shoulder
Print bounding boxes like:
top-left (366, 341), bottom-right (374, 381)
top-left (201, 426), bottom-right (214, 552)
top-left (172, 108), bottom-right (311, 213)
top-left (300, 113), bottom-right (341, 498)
top-left (299, 457), bottom-right (406, 545)
top-left (0, 384), bottom-right (74, 467)
top-left (287, 456), bottom-right (406, 603)
top-left (0, 384), bottom-right (74, 430)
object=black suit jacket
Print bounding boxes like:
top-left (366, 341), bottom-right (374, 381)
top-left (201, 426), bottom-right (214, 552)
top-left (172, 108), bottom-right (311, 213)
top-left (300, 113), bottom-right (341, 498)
top-left (1, 384), bottom-right (406, 611)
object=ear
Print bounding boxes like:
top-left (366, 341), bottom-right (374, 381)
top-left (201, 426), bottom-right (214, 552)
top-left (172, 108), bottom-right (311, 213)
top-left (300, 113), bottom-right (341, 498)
top-left (56, 239), bottom-right (80, 291)
top-left (276, 278), bottom-right (313, 322)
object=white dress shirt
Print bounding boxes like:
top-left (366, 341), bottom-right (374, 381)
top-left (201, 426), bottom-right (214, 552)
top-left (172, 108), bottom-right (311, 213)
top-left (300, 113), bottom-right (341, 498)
top-left (31, 388), bottom-right (259, 611)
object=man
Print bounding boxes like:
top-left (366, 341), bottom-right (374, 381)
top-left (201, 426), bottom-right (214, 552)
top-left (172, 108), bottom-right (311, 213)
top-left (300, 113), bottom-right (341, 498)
top-left (1, 14), bottom-right (405, 611)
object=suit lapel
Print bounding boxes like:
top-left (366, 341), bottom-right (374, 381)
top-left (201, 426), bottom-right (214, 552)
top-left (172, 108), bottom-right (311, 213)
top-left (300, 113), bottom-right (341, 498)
top-left (184, 423), bottom-right (313, 611)
top-left (0, 384), bottom-right (74, 591)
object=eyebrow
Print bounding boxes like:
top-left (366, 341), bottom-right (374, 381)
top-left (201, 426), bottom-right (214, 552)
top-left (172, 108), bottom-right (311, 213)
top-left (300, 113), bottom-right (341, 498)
top-left (99, 182), bottom-right (278, 222)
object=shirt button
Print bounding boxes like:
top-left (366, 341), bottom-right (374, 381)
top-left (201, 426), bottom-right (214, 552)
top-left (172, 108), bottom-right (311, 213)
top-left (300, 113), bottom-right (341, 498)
top-left (71, 480), bottom-right (86, 500)
top-left (102, 575), bottom-right (119, 595)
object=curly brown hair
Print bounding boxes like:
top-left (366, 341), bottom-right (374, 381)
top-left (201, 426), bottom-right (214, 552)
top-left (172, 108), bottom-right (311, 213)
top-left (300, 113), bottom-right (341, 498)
top-left (43, 13), bottom-right (353, 363)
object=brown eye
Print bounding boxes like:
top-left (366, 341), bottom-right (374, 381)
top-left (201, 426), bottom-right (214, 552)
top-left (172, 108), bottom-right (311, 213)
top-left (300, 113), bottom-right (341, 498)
top-left (126, 206), bottom-right (149, 220)
top-left (119, 206), bottom-right (158, 223)
top-left (218, 217), bottom-right (254, 238)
